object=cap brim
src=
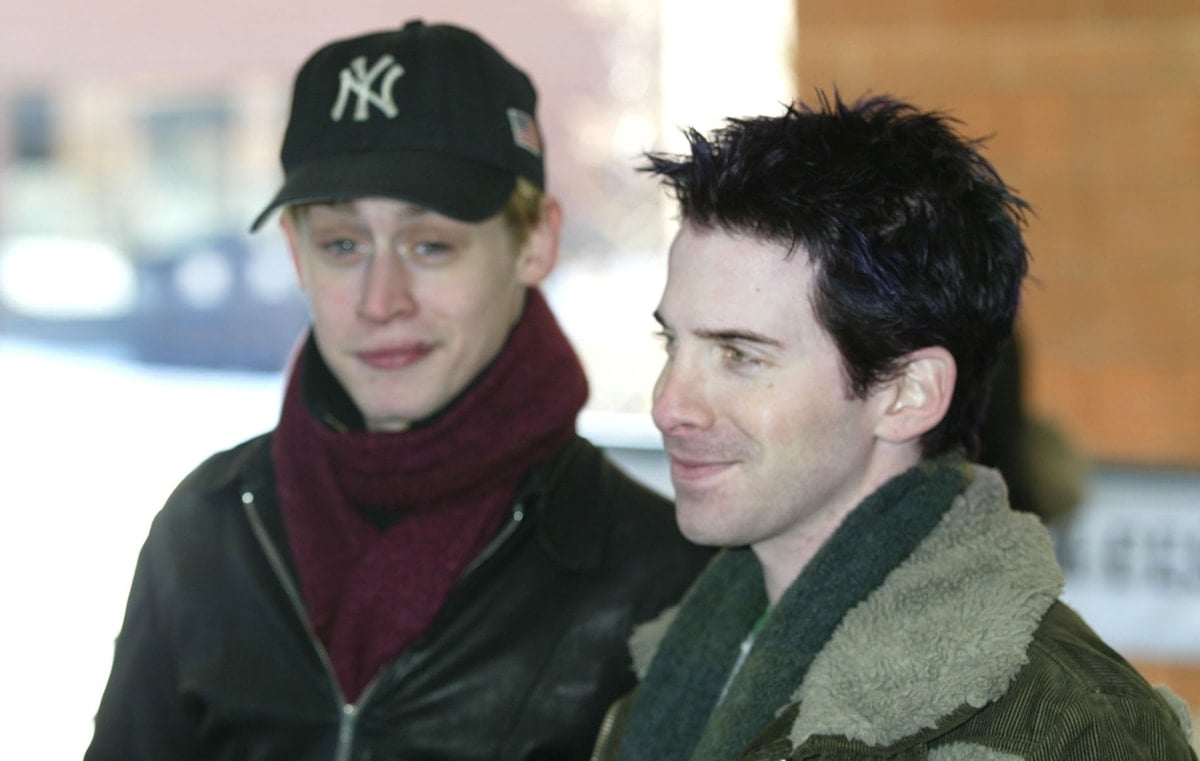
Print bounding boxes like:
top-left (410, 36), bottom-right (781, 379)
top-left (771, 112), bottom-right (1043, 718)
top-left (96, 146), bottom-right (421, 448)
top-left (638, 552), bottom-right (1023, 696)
top-left (250, 150), bottom-right (516, 231)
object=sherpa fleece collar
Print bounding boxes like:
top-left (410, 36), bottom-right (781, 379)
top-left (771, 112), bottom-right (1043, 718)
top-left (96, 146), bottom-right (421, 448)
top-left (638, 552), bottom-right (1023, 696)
top-left (628, 467), bottom-right (1063, 753)
top-left (788, 466), bottom-right (1062, 748)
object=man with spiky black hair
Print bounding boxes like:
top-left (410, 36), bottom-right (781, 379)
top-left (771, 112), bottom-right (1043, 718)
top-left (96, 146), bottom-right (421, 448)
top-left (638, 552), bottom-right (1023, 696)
top-left (592, 94), bottom-right (1196, 761)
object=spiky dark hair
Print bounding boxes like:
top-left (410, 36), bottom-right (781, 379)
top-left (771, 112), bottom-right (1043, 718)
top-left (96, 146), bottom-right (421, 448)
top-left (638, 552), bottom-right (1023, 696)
top-left (644, 92), bottom-right (1030, 458)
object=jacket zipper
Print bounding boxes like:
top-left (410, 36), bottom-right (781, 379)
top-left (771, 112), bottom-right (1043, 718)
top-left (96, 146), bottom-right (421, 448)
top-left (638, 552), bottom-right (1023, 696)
top-left (461, 501), bottom-right (526, 579)
top-left (588, 699), bottom-right (621, 761)
top-left (241, 488), bottom-right (527, 760)
top-left (243, 490), bottom-right (363, 760)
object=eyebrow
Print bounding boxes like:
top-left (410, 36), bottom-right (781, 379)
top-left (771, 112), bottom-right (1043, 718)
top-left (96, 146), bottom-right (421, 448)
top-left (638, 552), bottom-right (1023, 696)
top-left (653, 310), bottom-right (784, 349)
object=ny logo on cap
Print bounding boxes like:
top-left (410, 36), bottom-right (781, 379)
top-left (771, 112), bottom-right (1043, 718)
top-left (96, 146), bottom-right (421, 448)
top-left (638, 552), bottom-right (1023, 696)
top-left (330, 54), bottom-right (405, 122)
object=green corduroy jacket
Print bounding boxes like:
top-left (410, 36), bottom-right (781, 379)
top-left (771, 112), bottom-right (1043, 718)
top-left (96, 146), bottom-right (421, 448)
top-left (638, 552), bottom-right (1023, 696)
top-left (593, 467), bottom-right (1197, 761)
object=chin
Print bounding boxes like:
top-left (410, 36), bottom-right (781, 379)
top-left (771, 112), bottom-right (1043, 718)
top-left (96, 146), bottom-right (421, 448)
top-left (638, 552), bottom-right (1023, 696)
top-left (675, 502), bottom-right (733, 548)
top-left (361, 403), bottom-right (428, 432)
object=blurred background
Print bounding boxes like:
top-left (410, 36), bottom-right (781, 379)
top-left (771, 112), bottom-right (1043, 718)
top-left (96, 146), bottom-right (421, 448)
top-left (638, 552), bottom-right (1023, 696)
top-left (0, 0), bottom-right (1197, 755)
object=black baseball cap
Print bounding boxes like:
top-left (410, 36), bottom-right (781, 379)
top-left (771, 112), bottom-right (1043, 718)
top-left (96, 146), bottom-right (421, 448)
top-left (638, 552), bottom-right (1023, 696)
top-left (251, 20), bottom-right (544, 231)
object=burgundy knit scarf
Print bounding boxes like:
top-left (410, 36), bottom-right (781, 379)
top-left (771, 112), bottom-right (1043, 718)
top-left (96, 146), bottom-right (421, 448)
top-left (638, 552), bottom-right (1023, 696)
top-left (272, 289), bottom-right (587, 701)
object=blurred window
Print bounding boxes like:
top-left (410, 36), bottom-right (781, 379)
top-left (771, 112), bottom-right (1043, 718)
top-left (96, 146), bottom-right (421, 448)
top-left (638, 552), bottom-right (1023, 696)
top-left (11, 92), bottom-right (55, 161)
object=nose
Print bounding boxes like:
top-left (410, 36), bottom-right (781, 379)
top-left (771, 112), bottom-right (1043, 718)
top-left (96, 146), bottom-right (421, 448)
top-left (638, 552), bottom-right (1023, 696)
top-left (651, 352), bottom-right (714, 434)
top-left (359, 252), bottom-right (417, 323)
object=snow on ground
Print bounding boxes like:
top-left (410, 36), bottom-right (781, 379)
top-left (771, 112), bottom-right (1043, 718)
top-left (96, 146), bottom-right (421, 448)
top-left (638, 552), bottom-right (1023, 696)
top-left (1, 339), bottom-right (284, 758)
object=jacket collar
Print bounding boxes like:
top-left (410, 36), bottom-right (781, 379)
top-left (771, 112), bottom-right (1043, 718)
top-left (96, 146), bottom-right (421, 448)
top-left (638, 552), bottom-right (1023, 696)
top-left (627, 467), bottom-right (1063, 751)
top-left (527, 436), bottom-right (615, 572)
top-left (787, 466), bottom-right (1062, 748)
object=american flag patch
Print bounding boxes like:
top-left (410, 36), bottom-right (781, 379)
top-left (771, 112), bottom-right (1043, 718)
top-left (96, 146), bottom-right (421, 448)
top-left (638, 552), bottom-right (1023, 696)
top-left (507, 108), bottom-right (542, 157)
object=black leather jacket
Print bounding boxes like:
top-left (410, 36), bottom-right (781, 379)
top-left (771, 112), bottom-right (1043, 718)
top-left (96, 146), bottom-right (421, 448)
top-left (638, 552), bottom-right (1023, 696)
top-left (85, 434), bottom-right (711, 761)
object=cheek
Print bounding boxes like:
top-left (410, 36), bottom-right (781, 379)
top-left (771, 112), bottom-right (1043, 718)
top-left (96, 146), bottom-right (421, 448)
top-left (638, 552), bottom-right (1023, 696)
top-left (417, 281), bottom-right (485, 326)
top-left (304, 280), bottom-right (360, 326)
top-left (454, 275), bottom-right (525, 324)
top-left (735, 383), bottom-right (841, 456)
top-left (418, 279), bottom-right (518, 352)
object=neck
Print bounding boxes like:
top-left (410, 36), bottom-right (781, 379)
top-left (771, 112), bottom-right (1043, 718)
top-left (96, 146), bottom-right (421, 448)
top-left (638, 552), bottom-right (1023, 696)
top-left (753, 506), bottom-right (852, 605)
top-left (753, 445), bottom-right (923, 605)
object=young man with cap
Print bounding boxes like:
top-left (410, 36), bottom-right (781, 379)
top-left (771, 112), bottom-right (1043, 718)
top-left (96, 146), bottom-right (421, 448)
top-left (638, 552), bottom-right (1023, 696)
top-left (591, 95), bottom-right (1197, 760)
top-left (84, 20), bottom-right (710, 761)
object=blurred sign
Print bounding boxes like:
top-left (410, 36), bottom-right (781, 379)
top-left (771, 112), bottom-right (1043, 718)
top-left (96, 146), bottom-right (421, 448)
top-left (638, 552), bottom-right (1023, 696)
top-left (1057, 470), bottom-right (1200, 659)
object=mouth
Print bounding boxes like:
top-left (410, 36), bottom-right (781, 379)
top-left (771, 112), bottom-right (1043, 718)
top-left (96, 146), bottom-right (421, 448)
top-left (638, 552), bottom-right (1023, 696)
top-left (357, 342), bottom-right (435, 370)
top-left (666, 453), bottom-right (738, 484)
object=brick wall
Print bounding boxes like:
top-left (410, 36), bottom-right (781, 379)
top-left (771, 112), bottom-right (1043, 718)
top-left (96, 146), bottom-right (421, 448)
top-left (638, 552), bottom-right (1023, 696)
top-left (789, 0), bottom-right (1200, 468)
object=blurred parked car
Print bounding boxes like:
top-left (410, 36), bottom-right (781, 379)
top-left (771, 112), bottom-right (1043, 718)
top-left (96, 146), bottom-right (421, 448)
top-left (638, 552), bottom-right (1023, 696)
top-left (0, 233), bottom-right (309, 372)
top-left (127, 235), bottom-right (308, 371)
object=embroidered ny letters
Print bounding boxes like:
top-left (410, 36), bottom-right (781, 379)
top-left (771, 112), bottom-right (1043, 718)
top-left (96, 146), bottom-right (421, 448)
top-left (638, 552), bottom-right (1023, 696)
top-left (331, 55), bottom-right (405, 122)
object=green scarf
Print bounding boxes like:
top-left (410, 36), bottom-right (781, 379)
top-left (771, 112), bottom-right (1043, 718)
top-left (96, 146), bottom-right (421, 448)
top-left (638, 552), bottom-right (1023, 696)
top-left (617, 455), bottom-right (969, 761)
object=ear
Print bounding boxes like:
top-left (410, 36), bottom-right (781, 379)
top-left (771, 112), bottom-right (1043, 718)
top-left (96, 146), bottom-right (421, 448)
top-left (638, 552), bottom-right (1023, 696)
top-left (873, 346), bottom-right (956, 445)
top-left (516, 195), bottom-right (561, 286)
top-left (279, 211), bottom-right (309, 291)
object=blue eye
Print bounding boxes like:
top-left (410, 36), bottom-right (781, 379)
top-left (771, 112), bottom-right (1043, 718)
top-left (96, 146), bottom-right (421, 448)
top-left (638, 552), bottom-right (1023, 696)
top-left (323, 239), bottom-right (363, 259)
top-left (412, 241), bottom-right (451, 257)
top-left (406, 239), bottom-right (458, 267)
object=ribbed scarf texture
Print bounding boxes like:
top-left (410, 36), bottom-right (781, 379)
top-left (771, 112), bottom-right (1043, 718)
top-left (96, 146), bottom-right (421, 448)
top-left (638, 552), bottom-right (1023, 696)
top-left (616, 455), bottom-right (969, 761)
top-left (272, 289), bottom-right (587, 702)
